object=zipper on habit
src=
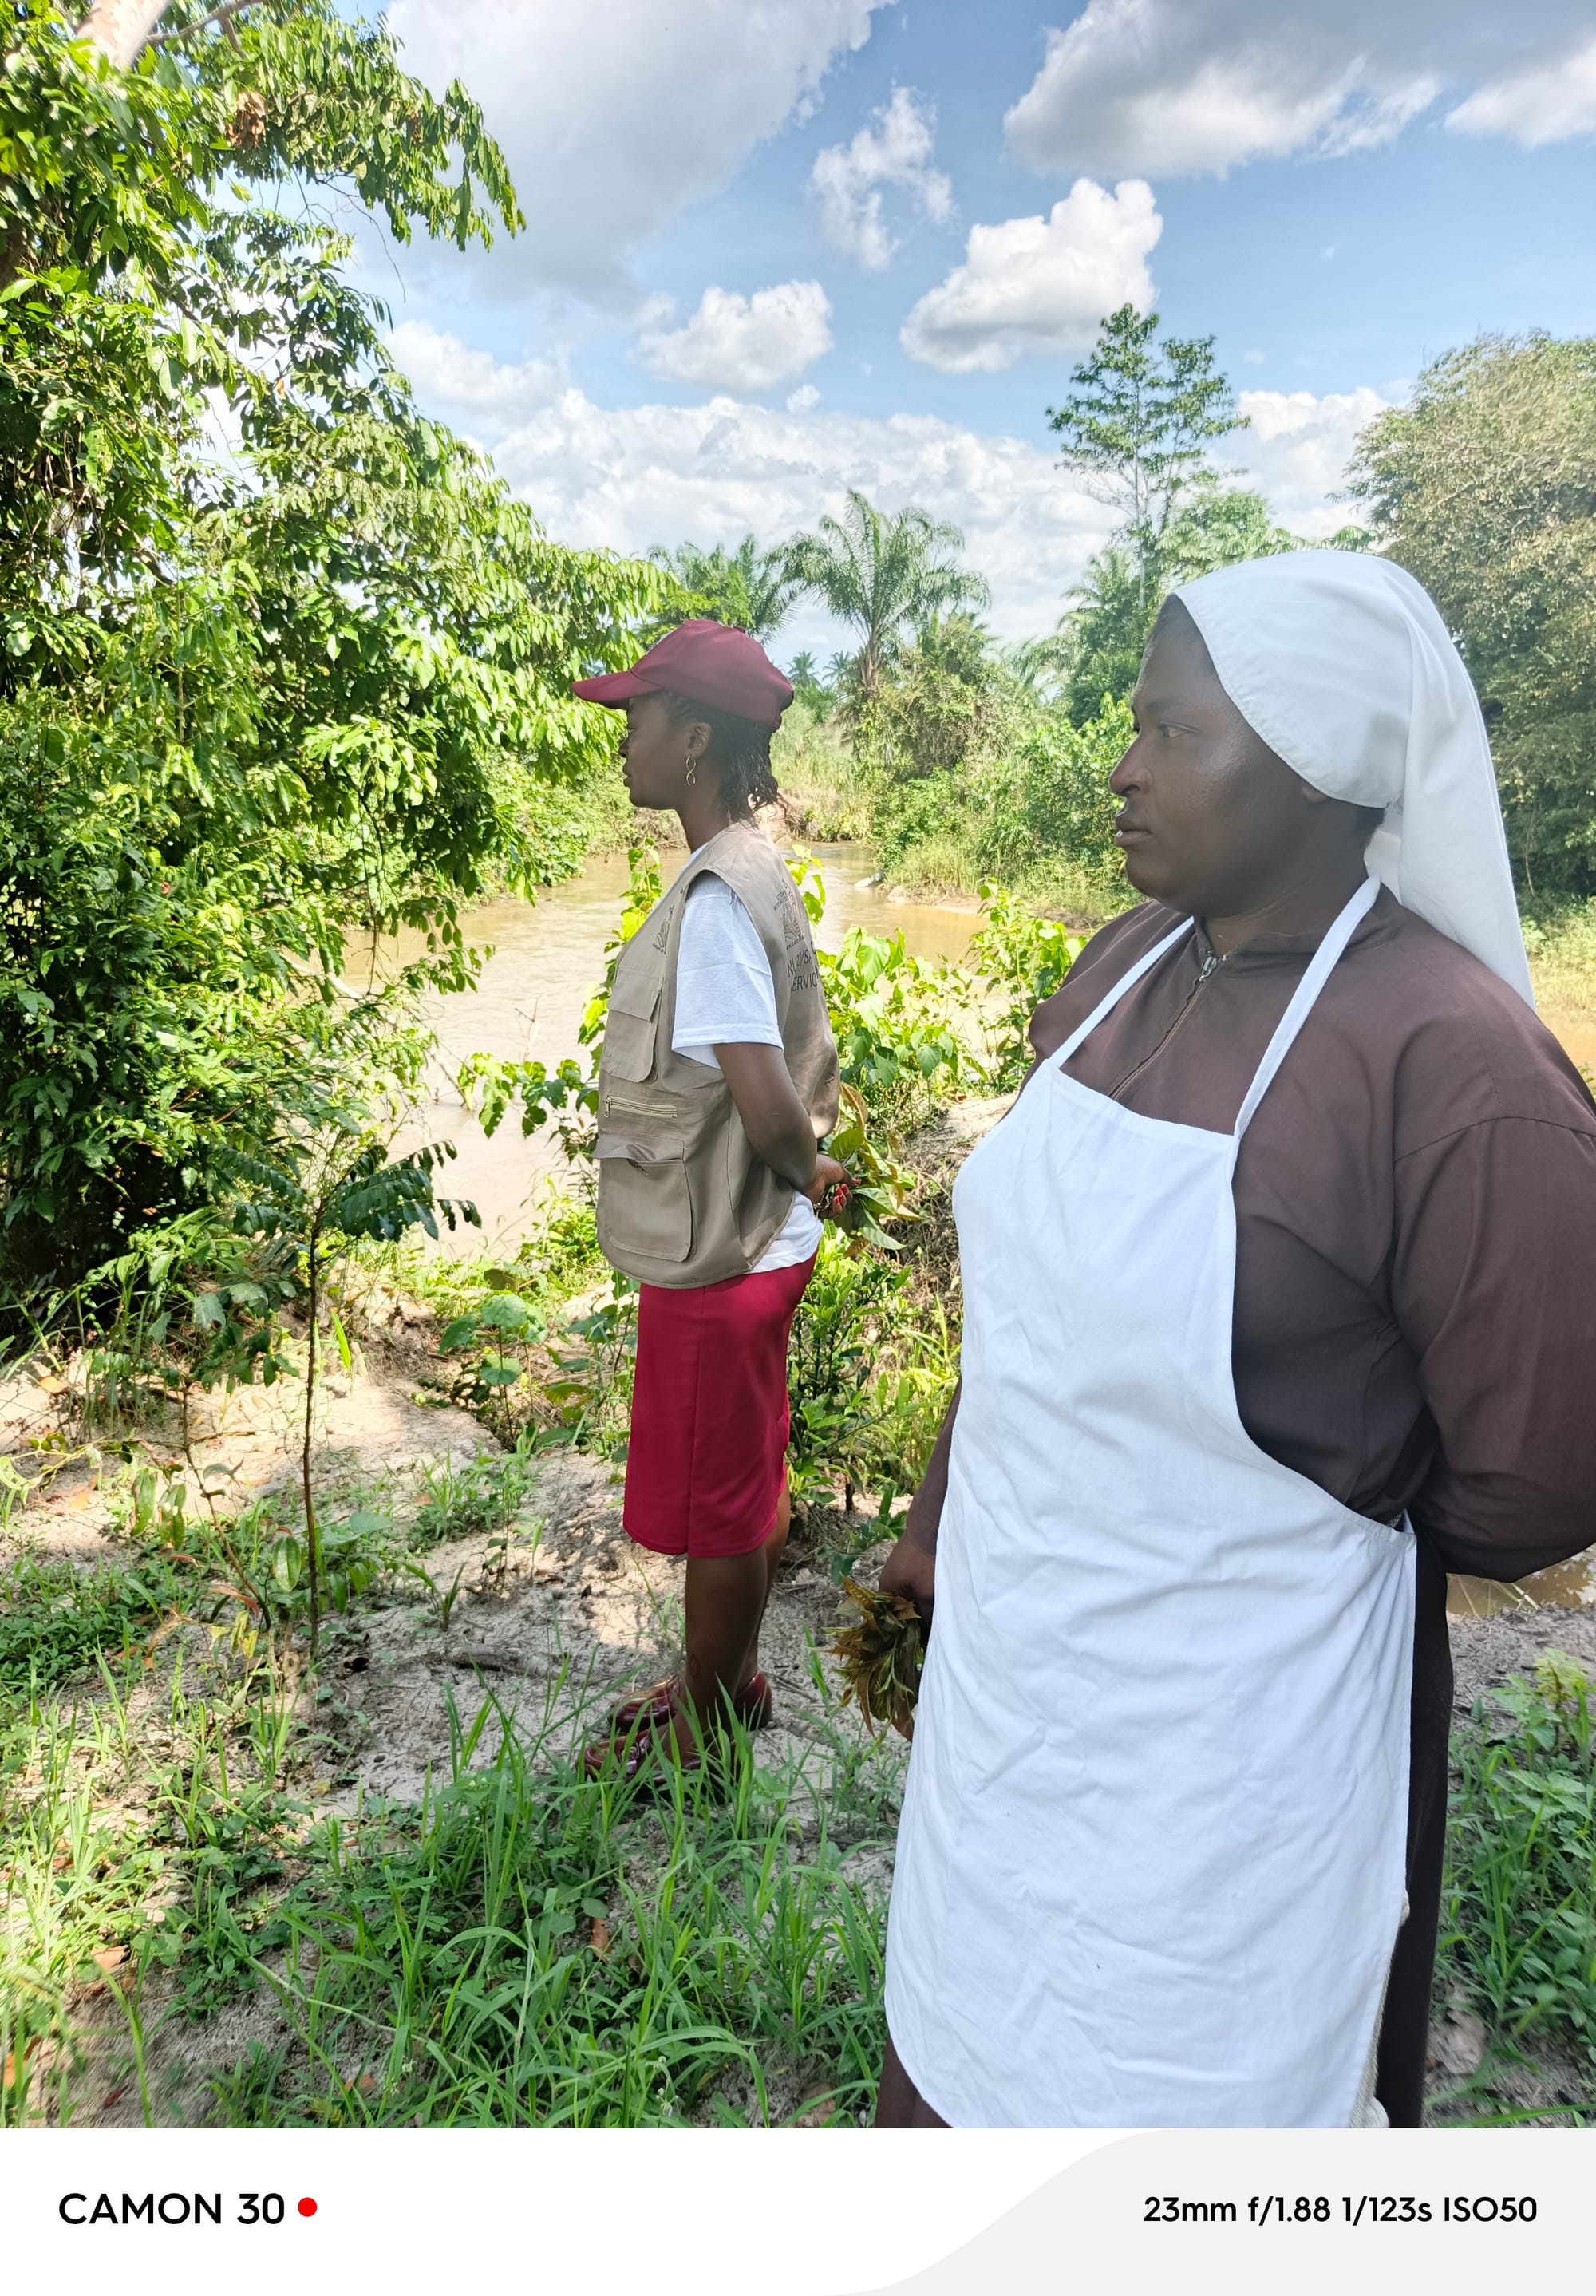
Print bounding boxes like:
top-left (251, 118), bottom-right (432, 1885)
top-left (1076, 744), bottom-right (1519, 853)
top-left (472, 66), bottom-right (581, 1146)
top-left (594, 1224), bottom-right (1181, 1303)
top-left (1107, 932), bottom-right (1225, 1105)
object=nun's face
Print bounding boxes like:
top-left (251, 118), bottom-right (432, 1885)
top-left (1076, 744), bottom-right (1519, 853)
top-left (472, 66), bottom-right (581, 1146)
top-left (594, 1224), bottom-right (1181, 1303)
top-left (1112, 601), bottom-right (1331, 919)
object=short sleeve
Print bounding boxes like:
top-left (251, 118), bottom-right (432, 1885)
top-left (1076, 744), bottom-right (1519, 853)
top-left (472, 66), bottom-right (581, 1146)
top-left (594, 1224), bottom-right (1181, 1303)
top-left (671, 875), bottom-right (782, 1069)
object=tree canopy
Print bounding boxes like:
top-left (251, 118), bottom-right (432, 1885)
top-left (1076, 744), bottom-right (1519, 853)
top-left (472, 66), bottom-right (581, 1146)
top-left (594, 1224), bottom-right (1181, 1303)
top-left (783, 490), bottom-right (989, 708)
top-left (646, 535), bottom-right (798, 642)
top-left (0, 3), bottom-right (659, 1279)
top-left (1048, 309), bottom-right (1367, 723)
top-left (1349, 332), bottom-right (1596, 897)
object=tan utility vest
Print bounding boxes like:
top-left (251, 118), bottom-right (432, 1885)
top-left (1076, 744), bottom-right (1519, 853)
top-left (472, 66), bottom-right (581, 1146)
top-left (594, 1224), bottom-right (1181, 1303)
top-left (594, 823), bottom-right (839, 1288)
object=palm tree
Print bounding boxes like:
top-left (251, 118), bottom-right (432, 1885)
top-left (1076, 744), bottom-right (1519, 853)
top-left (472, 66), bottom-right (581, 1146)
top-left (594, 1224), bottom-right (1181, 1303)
top-left (647, 535), bottom-right (799, 642)
top-left (780, 491), bottom-right (990, 707)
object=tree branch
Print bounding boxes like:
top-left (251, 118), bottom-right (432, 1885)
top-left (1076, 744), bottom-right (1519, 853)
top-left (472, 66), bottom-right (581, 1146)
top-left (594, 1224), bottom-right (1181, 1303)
top-left (76, 0), bottom-right (176, 71)
top-left (148, 0), bottom-right (277, 48)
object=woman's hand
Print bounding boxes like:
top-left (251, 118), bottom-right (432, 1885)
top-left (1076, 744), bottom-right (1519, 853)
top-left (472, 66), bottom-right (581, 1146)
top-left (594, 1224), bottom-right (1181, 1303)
top-left (803, 1152), bottom-right (852, 1211)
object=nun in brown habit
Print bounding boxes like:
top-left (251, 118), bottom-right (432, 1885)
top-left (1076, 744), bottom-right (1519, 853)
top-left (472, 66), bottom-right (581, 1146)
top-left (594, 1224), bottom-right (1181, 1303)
top-left (877, 551), bottom-right (1596, 2128)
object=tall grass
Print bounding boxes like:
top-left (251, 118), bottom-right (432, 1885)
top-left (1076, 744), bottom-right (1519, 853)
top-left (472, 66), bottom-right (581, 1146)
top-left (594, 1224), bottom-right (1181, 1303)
top-left (1441, 1655), bottom-right (1596, 2069)
top-left (1, 1579), bottom-right (904, 2127)
top-left (212, 1691), bottom-right (900, 2128)
top-left (1522, 898), bottom-right (1596, 1020)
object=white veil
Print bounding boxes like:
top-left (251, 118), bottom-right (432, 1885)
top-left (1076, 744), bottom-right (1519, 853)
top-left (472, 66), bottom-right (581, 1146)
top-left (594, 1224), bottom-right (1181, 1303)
top-left (1174, 550), bottom-right (1533, 1006)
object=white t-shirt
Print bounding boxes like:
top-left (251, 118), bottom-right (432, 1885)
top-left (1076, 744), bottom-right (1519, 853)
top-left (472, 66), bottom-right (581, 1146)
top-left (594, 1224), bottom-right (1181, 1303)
top-left (671, 863), bottom-right (823, 1273)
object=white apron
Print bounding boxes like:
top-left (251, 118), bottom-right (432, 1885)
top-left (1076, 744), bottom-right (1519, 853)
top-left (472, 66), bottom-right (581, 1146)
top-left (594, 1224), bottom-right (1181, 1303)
top-left (883, 875), bottom-right (1415, 2127)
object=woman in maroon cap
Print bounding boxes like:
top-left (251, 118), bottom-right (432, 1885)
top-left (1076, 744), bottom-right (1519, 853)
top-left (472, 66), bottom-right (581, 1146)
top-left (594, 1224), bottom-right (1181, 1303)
top-left (571, 622), bottom-right (846, 1777)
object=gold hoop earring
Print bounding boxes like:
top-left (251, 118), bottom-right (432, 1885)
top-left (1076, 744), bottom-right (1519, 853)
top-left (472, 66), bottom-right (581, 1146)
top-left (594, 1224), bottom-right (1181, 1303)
top-left (685, 758), bottom-right (697, 786)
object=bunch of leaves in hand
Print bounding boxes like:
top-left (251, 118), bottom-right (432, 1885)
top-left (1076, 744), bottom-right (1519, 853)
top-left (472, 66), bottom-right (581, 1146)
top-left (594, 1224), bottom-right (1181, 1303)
top-left (832, 1576), bottom-right (925, 1741)
top-left (820, 1084), bottom-right (918, 1251)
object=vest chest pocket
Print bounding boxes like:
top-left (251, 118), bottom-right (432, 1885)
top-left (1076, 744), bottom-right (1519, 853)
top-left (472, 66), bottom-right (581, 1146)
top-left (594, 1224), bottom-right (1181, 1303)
top-left (602, 969), bottom-right (662, 1083)
top-left (595, 1127), bottom-right (693, 1263)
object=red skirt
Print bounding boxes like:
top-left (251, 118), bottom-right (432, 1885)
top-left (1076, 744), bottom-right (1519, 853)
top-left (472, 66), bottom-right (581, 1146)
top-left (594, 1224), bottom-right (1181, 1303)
top-left (623, 1255), bottom-right (816, 1559)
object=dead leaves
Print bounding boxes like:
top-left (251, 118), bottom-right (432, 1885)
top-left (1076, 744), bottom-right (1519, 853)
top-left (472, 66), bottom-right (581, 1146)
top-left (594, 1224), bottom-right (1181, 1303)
top-left (832, 1577), bottom-right (924, 1741)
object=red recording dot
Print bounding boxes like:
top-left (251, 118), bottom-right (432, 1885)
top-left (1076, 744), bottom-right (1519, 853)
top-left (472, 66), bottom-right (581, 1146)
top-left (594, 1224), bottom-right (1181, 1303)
top-left (297, 2198), bottom-right (318, 2219)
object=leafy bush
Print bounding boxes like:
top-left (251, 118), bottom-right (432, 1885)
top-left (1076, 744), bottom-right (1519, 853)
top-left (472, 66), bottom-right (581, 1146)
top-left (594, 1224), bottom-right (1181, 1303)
top-left (0, 3), bottom-right (663, 1290)
top-left (967, 886), bottom-right (1087, 1089)
top-left (787, 1230), bottom-right (958, 1527)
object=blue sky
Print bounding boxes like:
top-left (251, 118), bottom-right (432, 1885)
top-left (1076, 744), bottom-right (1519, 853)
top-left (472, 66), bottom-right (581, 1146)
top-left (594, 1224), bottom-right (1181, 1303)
top-left (365, 0), bottom-right (1596, 654)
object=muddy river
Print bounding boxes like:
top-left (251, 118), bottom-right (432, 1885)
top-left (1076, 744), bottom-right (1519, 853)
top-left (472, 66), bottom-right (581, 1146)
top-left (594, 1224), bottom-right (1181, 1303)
top-left (389, 842), bottom-right (1590, 1618)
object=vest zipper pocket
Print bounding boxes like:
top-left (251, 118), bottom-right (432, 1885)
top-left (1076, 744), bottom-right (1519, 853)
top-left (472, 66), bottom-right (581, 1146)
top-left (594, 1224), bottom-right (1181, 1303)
top-left (602, 1092), bottom-right (668, 1121)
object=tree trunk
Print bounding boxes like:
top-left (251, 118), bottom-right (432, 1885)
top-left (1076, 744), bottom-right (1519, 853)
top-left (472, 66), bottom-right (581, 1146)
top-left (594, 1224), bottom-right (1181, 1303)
top-left (76, 0), bottom-right (175, 70)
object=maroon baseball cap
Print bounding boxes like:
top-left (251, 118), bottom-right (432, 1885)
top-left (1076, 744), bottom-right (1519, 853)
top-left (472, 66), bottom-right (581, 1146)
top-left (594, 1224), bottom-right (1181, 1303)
top-left (572, 619), bottom-right (794, 729)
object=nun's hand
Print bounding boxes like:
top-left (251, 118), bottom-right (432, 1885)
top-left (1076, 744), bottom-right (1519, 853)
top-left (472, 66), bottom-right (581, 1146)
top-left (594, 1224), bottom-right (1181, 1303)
top-left (879, 1512), bottom-right (936, 1632)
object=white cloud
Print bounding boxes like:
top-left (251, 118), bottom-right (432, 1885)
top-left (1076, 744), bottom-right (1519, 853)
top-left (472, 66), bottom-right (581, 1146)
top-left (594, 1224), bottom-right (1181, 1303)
top-left (1001, 0), bottom-right (1594, 179)
top-left (1222, 386), bottom-right (1392, 535)
top-left (387, 325), bottom-right (568, 422)
top-left (386, 0), bottom-right (896, 290)
top-left (636, 283), bottom-right (832, 393)
top-left (809, 85), bottom-right (953, 268)
top-left (1446, 35), bottom-right (1596, 146)
top-left (389, 320), bottom-right (1120, 640)
top-left (787, 383), bottom-right (821, 412)
top-left (900, 179), bottom-right (1159, 375)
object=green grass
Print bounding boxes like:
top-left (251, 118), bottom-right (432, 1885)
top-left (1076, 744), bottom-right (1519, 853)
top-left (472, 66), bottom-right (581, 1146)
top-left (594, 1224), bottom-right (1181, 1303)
top-left (0, 1551), bottom-right (196, 1697)
top-left (1440, 1654), bottom-right (1596, 2076)
top-left (208, 1692), bottom-right (900, 2127)
top-left (1522, 896), bottom-right (1596, 1022)
top-left (5, 1563), bottom-right (1592, 2127)
top-left (1, 1627), bottom-right (903, 2128)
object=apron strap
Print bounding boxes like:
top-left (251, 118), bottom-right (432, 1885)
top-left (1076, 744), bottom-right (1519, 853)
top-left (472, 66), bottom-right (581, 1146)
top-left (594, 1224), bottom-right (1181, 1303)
top-left (1233, 874), bottom-right (1381, 1140)
top-left (1053, 918), bottom-right (1193, 1067)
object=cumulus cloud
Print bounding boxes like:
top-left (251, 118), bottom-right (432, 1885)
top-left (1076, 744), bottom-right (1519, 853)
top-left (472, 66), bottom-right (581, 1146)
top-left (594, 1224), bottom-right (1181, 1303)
top-left (386, 0), bottom-right (895, 290)
top-left (1446, 35), bottom-right (1596, 145)
top-left (900, 179), bottom-right (1159, 375)
top-left (1002, 0), bottom-right (1594, 179)
top-left (1221, 386), bottom-right (1392, 535)
top-left (389, 329), bottom-right (1387, 644)
top-left (809, 85), bottom-right (954, 268)
top-left (635, 283), bottom-right (832, 393)
top-left (389, 320), bottom-right (1120, 640)
top-left (387, 324), bottom-right (568, 423)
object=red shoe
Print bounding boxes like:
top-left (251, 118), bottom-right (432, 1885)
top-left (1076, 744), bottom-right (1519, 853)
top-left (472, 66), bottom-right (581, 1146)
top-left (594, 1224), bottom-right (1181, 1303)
top-left (583, 1674), bottom-right (774, 1783)
top-left (607, 1671), bottom-right (774, 1735)
top-left (581, 1695), bottom-right (690, 1784)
